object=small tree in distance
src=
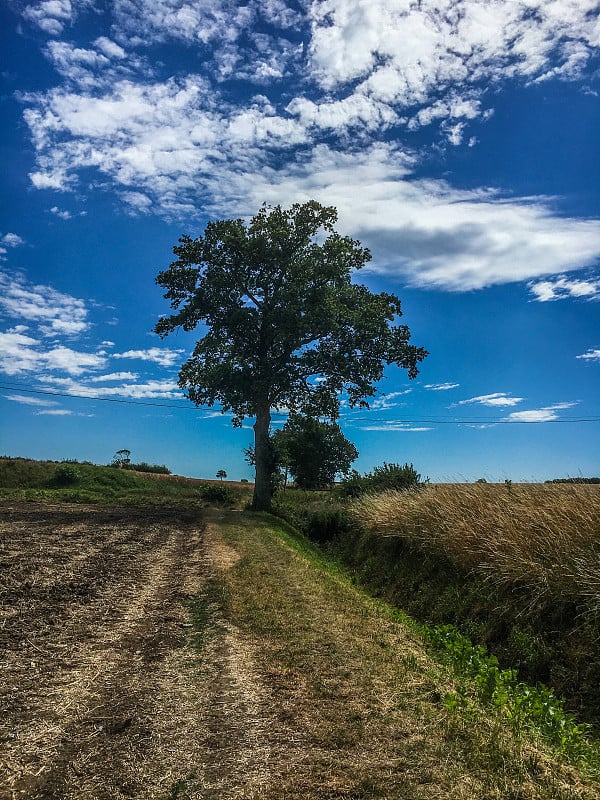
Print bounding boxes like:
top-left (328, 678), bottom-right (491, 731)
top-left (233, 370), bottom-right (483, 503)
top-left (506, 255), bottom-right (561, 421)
top-left (273, 414), bottom-right (358, 490)
top-left (155, 201), bottom-right (427, 511)
top-left (216, 469), bottom-right (227, 481)
top-left (111, 449), bottom-right (131, 468)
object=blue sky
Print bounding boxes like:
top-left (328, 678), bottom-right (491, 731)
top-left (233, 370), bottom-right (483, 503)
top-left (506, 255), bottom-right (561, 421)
top-left (0, 0), bottom-right (599, 482)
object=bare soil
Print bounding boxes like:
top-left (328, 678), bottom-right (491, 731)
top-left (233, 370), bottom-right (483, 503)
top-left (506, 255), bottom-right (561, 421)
top-left (0, 501), bottom-right (212, 799)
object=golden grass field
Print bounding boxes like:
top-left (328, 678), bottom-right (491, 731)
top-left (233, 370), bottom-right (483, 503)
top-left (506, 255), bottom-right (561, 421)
top-left (352, 482), bottom-right (600, 615)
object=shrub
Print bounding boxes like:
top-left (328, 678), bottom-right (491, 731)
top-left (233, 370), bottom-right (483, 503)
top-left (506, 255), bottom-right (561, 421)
top-left (121, 462), bottom-right (172, 474)
top-left (199, 483), bottom-right (234, 505)
top-left (51, 464), bottom-right (82, 486)
top-left (339, 462), bottom-right (423, 498)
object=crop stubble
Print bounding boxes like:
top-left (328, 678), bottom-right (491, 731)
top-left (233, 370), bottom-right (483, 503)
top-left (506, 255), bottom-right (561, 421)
top-left (0, 502), bottom-right (217, 799)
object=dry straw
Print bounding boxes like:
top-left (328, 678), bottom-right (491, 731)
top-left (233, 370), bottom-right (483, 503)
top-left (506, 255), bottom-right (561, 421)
top-left (352, 483), bottom-right (600, 613)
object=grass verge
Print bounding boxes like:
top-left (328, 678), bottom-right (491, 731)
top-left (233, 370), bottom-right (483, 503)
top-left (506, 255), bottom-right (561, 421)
top-left (207, 510), bottom-right (600, 798)
top-left (274, 485), bottom-right (600, 730)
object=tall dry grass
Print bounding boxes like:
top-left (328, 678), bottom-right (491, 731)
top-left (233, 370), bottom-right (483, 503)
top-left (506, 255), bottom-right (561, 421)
top-left (352, 483), bottom-right (600, 615)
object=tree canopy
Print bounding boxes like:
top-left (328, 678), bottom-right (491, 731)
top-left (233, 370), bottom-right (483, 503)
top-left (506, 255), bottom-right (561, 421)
top-left (273, 413), bottom-right (358, 490)
top-left (155, 200), bottom-right (427, 510)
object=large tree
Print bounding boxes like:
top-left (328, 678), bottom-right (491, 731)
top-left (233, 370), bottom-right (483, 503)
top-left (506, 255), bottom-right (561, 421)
top-left (273, 413), bottom-right (358, 490)
top-left (155, 201), bottom-right (427, 511)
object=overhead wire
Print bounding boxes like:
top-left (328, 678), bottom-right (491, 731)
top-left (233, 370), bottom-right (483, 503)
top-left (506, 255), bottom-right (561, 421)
top-left (1, 383), bottom-right (599, 424)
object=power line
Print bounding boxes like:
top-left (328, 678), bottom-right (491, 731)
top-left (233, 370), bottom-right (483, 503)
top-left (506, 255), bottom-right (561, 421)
top-left (2, 383), bottom-right (599, 424)
top-left (0, 384), bottom-right (198, 411)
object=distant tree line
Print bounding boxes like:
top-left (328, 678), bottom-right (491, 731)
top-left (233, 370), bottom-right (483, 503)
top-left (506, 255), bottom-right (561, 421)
top-left (545, 477), bottom-right (600, 484)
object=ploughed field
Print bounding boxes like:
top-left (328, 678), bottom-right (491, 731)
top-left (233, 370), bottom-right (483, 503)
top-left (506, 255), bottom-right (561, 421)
top-left (0, 502), bottom-right (207, 799)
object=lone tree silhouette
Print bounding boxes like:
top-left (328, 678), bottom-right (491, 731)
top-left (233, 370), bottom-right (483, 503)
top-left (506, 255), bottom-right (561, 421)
top-left (155, 201), bottom-right (427, 511)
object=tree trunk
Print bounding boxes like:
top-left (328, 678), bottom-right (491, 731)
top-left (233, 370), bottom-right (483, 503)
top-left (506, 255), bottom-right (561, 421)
top-left (252, 402), bottom-right (272, 512)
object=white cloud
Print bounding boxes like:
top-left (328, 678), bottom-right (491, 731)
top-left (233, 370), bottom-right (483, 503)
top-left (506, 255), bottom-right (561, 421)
top-left (506, 402), bottom-right (579, 423)
top-left (576, 349), bottom-right (600, 362)
top-left (113, 347), bottom-right (185, 367)
top-left (17, 1), bottom-right (600, 293)
top-left (38, 375), bottom-right (182, 399)
top-left (286, 94), bottom-right (398, 133)
top-left (308, 0), bottom-right (599, 100)
top-left (370, 390), bottom-right (412, 410)
top-left (528, 274), bottom-right (600, 302)
top-left (457, 392), bottom-right (524, 407)
top-left (0, 331), bottom-right (106, 376)
top-left (23, 75), bottom-right (307, 215)
top-left (94, 37), bottom-right (126, 60)
top-left (50, 206), bottom-right (73, 219)
top-left (22, 0), bottom-right (74, 35)
top-left (0, 270), bottom-right (90, 336)
top-left (34, 408), bottom-right (73, 415)
top-left (4, 394), bottom-right (58, 407)
top-left (89, 371), bottom-right (139, 381)
top-left (359, 421), bottom-right (432, 432)
top-left (39, 345), bottom-right (106, 374)
top-left (1, 233), bottom-right (25, 247)
top-left (425, 382), bottom-right (460, 391)
top-left (212, 145), bottom-right (600, 292)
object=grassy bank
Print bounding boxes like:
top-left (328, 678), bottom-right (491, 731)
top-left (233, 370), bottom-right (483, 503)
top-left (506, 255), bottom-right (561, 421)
top-left (209, 511), bottom-right (600, 796)
top-left (273, 483), bottom-right (600, 729)
top-left (0, 456), bottom-right (249, 508)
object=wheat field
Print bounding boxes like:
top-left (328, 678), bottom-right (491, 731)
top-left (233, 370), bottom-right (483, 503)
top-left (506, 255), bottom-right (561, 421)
top-left (352, 483), bottom-right (600, 615)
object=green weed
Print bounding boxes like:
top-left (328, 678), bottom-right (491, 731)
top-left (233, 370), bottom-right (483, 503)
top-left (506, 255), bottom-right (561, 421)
top-left (428, 624), bottom-right (598, 768)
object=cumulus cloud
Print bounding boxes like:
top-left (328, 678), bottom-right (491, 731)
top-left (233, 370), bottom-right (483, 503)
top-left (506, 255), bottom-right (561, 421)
top-left (0, 270), bottom-right (90, 336)
top-left (17, 0), bottom-right (600, 293)
top-left (94, 36), bottom-right (126, 59)
top-left (23, 75), bottom-right (308, 211)
top-left (49, 206), bottom-right (72, 219)
top-left (1, 233), bottom-right (25, 247)
top-left (22, 0), bottom-right (74, 35)
top-left (0, 331), bottom-right (106, 376)
top-left (457, 392), bottom-right (524, 407)
top-left (113, 347), bottom-right (185, 367)
top-left (528, 274), bottom-right (600, 302)
top-left (225, 145), bottom-right (600, 292)
top-left (308, 0), bottom-right (599, 99)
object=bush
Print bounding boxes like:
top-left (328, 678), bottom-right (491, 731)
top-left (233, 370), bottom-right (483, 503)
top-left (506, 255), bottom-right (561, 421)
top-left (339, 462), bottom-right (423, 498)
top-left (51, 464), bottom-right (82, 486)
top-left (198, 484), bottom-right (234, 505)
top-left (121, 462), bottom-right (172, 474)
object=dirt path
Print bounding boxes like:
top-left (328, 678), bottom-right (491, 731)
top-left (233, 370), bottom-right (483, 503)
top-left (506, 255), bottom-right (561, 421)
top-left (1, 503), bottom-right (597, 799)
